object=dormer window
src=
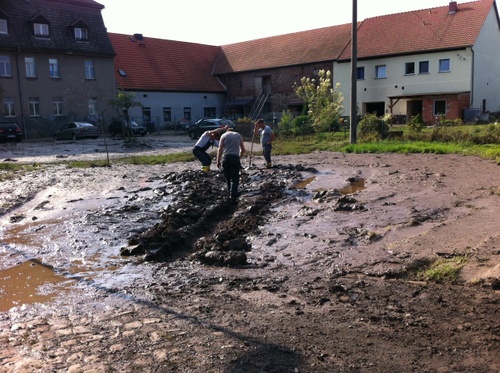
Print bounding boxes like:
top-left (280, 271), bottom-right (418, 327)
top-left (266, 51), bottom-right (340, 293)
top-left (0, 19), bottom-right (7, 34)
top-left (70, 19), bottom-right (89, 41)
top-left (74, 27), bottom-right (88, 41)
top-left (31, 14), bottom-right (50, 38)
top-left (34, 22), bottom-right (49, 37)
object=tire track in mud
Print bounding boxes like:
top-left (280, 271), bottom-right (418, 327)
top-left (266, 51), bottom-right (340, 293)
top-left (120, 166), bottom-right (310, 265)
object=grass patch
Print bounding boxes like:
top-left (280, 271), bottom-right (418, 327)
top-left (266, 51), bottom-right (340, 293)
top-left (405, 255), bottom-right (468, 283)
top-left (64, 151), bottom-right (196, 168)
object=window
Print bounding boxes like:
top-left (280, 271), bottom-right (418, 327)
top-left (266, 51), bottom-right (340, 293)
top-left (84, 60), bottom-right (95, 80)
top-left (405, 62), bottom-right (415, 75)
top-left (356, 66), bottom-right (365, 80)
top-left (34, 23), bottom-right (49, 37)
top-left (142, 107), bottom-right (151, 124)
top-left (88, 98), bottom-right (98, 116)
top-left (434, 100), bottom-right (446, 116)
top-left (3, 97), bottom-right (15, 117)
top-left (74, 27), bottom-right (88, 41)
top-left (375, 65), bottom-right (386, 78)
top-left (439, 59), bottom-right (450, 73)
top-left (49, 58), bottom-right (60, 78)
top-left (183, 107), bottom-right (191, 121)
top-left (28, 97), bottom-right (40, 117)
top-left (53, 97), bottom-right (63, 116)
top-left (419, 61), bottom-right (429, 74)
top-left (204, 107), bottom-right (216, 118)
top-left (118, 69), bottom-right (127, 77)
top-left (25, 57), bottom-right (36, 78)
top-left (0, 56), bottom-right (11, 77)
top-left (163, 107), bottom-right (171, 123)
top-left (0, 19), bottom-right (7, 34)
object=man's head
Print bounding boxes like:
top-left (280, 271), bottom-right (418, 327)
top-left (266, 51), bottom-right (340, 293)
top-left (255, 118), bottom-right (265, 129)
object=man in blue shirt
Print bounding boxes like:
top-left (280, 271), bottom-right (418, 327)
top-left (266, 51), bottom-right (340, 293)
top-left (254, 118), bottom-right (275, 168)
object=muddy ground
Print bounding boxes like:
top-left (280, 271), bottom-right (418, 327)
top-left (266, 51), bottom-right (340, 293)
top-left (0, 134), bottom-right (499, 372)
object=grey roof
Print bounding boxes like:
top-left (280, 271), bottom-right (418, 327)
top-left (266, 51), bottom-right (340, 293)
top-left (0, 0), bottom-right (114, 56)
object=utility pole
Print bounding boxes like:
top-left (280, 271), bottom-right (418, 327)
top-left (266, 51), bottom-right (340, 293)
top-left (350, 0), bottom-right (358, 144)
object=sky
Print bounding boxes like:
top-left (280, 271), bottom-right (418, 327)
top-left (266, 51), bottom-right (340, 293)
top-left (97, 0), bottom-right (455, 45)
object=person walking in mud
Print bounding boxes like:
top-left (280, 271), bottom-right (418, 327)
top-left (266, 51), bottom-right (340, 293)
top-left (192, 126), bottom-right (227, 172)
top-left (254, 118), bottom-right (275, 168)
top-left (216, 128), bottom-right (245, 204)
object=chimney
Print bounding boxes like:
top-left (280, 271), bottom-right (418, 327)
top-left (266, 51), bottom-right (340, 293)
top-left (449, 1), bottom-right (458, 14)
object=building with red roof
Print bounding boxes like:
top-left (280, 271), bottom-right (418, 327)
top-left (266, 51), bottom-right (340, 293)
top-left (335, 0), bottom-right (500, 124)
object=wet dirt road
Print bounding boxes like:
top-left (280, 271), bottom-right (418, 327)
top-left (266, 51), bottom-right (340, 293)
top-left (0, 136), bottom-right (499, 372)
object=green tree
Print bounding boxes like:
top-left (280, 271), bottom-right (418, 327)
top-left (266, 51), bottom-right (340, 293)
top-left (108, 91), bottom-right (142, 137)
top-left (293, 70), bottom-right (344, 133)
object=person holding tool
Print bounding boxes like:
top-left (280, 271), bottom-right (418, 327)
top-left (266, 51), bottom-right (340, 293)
top-left (254, 118), bottom-right (275, 168)
top-left (192, 126), bottom-right (227, 172)
top-left (216, 128), bottom-right (245, 204)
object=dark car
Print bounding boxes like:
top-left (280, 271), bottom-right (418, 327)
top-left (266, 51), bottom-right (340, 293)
top-left (109, 121), bottom-right (147, 137)
top-left (53, 122), bottom-right (101, 141)
top-left (187, 119), bottom-right (236, 139)
top-left (0, 122), bottom-right (23, 142)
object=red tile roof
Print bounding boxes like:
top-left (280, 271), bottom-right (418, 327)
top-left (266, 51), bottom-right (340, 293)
top-left (339, 0), bottom-right (495, 61)
top-left (213, 23), bottom-right (354, 74)
top-left (108, 33), bottom-right (226, 92)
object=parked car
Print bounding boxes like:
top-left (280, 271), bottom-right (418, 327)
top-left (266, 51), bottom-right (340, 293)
top-left (187, 119), bottom-right (236, 139)
top-left (108, 121), bottom-right (147, 137)
top-left (53, 122), bottom-right (101, 141)
top-left (0, 122), bottom-right (23, 142)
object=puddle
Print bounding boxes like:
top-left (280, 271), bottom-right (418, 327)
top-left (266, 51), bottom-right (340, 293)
top-left (290, 175), bottom-right (366, 195)
top-left (290, 177), bottom-right (316, 189)
top-left (0, 259), bottom-right (75, 312)
top-left (339, 178), bottom-right (366, 195)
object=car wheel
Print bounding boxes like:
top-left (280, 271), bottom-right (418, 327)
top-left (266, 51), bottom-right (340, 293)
top-left (72, 133), bottom-right (77, 141)
top-left (190, 132), bottom-right (197, 139)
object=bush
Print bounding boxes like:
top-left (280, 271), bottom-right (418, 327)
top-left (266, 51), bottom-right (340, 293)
top-left (357, 113), bottom-right (389, 140)
top-left (278, 110), bottom-right (294, 137)
top-left (408, 113), bottom-right (425, 133)
top-left (292, 115), bottom-right (314, 136)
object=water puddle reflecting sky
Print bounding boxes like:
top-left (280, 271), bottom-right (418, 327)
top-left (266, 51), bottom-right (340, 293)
top-left (0, 259), bottom-right (75, 312)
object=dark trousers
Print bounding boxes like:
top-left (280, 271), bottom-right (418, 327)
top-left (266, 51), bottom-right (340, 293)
top-left (193, 146), bottom-right (211, 166)
top-left (263, 143), bottom-right (272, 163)
top-left (222, 154), bottom-right (241, 199)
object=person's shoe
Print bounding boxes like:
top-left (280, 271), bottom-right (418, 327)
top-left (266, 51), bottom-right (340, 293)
top-left (201, 165), bottom-right (210, 172)
top-left (266, 162), bottom-right (273, 169)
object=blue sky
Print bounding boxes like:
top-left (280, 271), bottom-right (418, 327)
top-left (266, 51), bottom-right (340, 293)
top-left (97, 0), bottom-right (456, 45)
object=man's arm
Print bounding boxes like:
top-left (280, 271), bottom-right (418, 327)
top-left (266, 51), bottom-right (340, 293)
top-left (216, 138), bottom-right (224, 168)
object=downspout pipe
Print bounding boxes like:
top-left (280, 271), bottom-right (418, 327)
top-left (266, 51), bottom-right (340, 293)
top-left (470, 47), bottom-right (475, 108)
top-left (15, 47), bottom-right (27, 139)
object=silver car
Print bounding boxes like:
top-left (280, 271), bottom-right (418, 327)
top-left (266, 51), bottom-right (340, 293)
top-left (54, 122), bottom-right (101, 141)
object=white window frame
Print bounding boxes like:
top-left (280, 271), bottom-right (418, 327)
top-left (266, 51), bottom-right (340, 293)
top-left (419, 60), bottom-right (430, 74)
top-left (0, 56), bottom-right (12, 77)
top-left (0, 19), bottom-right (7, 34)
top-left (29, 97), bottom-right (40, 117)
top-left (439, 59), bottom-right (450, 73)
top-left (25, 57), bottom-right (36, 78)
top-left (34, 23), bottom-right (49, 37)
top-left (74, 27), bottom-right (88, 41)
top-left (375, 65), bottom-right (387, 79)
top-left (163, 107), bottom-right (172, 123)
top-left (183, 107), bottom-right (191, 121)
top-left (53, 97), bottom-right (63, 116)
top-left (3, 97), bottom-right (15, 117)
top-left (85, 60), bottom-right (95, 80)
top-left (88, 98), bottom-right (98, 116)
top-left (405, 62), bottom-right (415, 75)
top-left (356, 66), bottom-right (365, 80)
top-left (49, 58), bottom-right (60, 78)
